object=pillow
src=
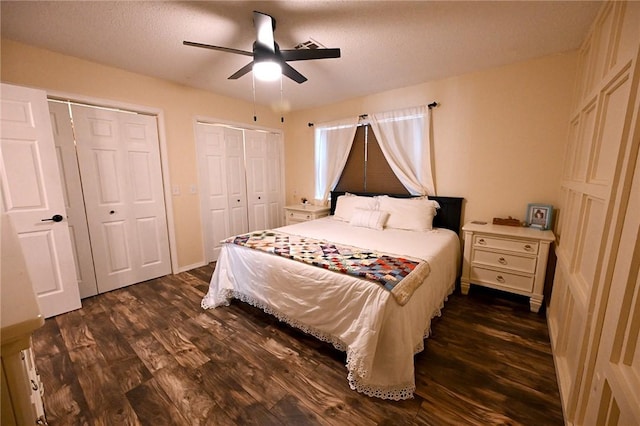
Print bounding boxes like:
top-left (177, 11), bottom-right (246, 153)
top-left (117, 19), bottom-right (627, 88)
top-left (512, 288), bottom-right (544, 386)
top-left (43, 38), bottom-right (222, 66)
top-left (377, 195), bottom-right (440, 231)
top-left (333, 195), bottom-right (378, 221)
top-left (349, 209), bottom-right (390, 230)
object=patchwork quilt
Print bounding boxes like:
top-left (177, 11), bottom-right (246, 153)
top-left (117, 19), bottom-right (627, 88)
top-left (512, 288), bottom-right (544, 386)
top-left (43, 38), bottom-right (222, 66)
top-left (224, 230), bottom-right (431, 305)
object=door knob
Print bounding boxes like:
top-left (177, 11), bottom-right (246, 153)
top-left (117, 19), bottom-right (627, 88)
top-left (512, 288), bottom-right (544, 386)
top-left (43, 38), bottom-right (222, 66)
top-left (41, 214), bottom-right (64, 222)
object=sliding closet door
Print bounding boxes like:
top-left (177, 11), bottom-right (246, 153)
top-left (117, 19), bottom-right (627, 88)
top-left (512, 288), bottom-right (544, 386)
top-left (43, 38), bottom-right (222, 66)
top-left (48, 101), bottom-right (98, 298)
top-left (71, 105), bottom-right (171, 293)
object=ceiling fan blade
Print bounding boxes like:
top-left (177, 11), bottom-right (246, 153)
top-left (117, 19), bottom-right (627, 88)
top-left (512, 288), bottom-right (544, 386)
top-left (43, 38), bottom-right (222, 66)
top-left (183, 41), bottom-right (253, 57)
top-left (253, 11), bottom-right (275, 52)
top-left (228, 62), bottom-right (255, 80)
top-left (280, 48), bottom-right (341, 62)
top-left (281, 62), bottom-right (307, 84)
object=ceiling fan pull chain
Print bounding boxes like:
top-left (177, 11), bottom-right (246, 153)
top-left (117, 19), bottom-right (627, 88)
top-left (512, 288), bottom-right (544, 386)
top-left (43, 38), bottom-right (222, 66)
top-left (252, 73), bottom-right (257, 122)
top-left (280, 75), bottom-right (284, 123)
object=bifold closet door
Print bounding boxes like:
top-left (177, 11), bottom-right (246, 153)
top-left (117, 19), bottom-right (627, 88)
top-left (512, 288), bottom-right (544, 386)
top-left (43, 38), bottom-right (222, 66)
top-left (245, 130), bottom-right (284, 230)
top-left (48, 101), bottom-right (98, 298)
top-left (196, 124), bottom-right (247, 262)
top-left (71, 105), bottom-right (171, 293)
top-left (0, 83), bottom-right (81, 318)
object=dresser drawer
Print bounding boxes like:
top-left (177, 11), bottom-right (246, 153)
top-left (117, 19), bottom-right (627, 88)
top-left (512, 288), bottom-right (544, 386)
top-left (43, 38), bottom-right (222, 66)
top-left (473, 235), bottom-right (538, 254)
top-left (470, 266), bottom-right (534, 293)
top-left (472, 249), bottom-right (537, 274)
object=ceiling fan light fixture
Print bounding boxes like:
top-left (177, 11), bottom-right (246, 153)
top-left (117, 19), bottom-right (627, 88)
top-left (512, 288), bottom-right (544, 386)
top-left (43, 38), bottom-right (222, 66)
top-left (253, 60), bottom-right (282, 81)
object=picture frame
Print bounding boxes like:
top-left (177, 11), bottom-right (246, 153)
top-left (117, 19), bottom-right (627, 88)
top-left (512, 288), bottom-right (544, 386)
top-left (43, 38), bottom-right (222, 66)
top-left (526, 203), bottom-right (553, 230)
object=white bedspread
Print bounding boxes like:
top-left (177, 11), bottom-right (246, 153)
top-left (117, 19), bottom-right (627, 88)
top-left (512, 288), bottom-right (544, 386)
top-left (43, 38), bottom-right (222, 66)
top-left (202, 216), bottom-right (461, 400)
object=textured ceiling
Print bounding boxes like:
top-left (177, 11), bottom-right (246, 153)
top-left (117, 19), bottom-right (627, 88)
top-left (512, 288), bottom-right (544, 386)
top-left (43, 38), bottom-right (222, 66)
top-left (1, 1), bottom-right (602, 112)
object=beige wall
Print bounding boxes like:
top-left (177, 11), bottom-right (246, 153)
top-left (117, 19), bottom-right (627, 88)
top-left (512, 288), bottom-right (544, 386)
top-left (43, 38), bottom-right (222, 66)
top-left (1, 39), bottom-right (282, 270)
top-left (2, 38), bottom-right (577, 270)
top-left (285, 52), bottom-right (578, 225)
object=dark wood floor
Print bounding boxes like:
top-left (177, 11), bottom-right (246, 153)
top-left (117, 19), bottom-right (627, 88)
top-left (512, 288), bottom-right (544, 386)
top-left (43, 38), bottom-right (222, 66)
top-left (32, 264), bottom-right (564, 425)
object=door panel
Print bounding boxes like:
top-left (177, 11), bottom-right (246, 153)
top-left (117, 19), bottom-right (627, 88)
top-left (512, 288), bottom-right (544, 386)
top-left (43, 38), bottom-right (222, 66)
top-left (71, 105), bottom-right (170, 293)
top-left (48, 100), bottom-right (98, 298)
top-left (224, 128), bottom-right (248, 236)
top-left (245, 130), bottom-right (269, 231)
top-left (195, 124), bottom-right (246, 262)
top-left (0, 83), bottom-right (81, 317)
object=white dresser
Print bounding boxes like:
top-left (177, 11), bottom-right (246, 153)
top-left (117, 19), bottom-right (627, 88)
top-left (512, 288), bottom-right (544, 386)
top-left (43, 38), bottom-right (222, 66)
top-left (461, 222), bottom-right (555, 313)
top-left (284, 204), bottom-right (330, 225)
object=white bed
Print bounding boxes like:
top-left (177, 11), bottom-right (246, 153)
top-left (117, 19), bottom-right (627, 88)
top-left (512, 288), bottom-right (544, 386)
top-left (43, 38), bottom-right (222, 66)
top-left (202, 193), bottom-right (462, 400)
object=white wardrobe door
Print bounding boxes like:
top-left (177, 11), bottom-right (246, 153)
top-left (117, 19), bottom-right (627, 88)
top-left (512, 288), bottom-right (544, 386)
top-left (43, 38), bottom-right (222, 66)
top-left (48, 101), bottom-right (98, 298)
top-left (0, 83), bottom-right (81, 318)
top-left (71, 104), bottom-right (171, 293)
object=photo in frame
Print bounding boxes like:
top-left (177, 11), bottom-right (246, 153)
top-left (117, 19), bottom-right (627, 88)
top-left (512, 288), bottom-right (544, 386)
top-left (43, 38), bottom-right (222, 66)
top-left (526, 203), bottom-right (553, 230)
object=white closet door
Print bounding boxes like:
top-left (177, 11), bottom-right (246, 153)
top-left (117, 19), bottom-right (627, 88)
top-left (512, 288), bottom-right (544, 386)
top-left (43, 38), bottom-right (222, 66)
top-left (245, 130), bottom-right (269, 231)
top-left (224, 127), bottom-right (248, 236)
top-left (196, 124), bottom-right (247, 262)
top-left (71, 105), bottom-right (170, 293)
top-left (266, 132), bottom-right (284, 228)
top-left (48, 101), bottom-right (98, 298)
top-left (0, 83), bottom-right (81, 318)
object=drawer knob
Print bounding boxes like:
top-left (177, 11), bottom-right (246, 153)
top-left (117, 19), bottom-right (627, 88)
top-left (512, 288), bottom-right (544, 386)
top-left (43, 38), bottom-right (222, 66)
top-left (496, 275), bottom-right (505, 283)
top-left (498, 257), bottom-right (507, 265)
top-left (478, 238), bottom-right (486, 245)
top-left (524, 244), bottom-right (533, 251)
top-left (306, 215), bottom-right (310, 219)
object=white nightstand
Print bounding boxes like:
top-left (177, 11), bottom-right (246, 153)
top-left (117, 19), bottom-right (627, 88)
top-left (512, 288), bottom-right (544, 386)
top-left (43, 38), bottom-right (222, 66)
top-left (284, 204), bottom-right (331, 225)
top-left (461, 222), bottom-right (555, 313)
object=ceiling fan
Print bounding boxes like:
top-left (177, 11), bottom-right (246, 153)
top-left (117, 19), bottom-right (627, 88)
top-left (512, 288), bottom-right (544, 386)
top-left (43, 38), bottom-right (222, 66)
top-left (183, 11), bottom-right (341, 84)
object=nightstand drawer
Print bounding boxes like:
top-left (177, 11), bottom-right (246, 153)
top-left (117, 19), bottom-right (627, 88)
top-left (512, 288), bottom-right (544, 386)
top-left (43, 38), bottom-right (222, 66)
top-left (472, 249), bottom-right (537, 274)
top-left (471, 266), bottom-right (534, 293)
top-left (288, 211), bottom-right (314, 221)
top-left (473, 235), bottom-right (539, 255)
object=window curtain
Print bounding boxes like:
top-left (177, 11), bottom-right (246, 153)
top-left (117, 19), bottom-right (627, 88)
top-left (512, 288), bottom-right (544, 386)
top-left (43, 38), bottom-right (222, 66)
top-left (314, 117), bottom-right (358, 203)
top-left (369, 105), bottom-right (436, 195)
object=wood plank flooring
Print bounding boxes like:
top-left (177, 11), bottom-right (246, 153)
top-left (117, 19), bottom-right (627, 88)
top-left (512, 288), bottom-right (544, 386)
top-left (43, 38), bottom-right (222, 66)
top-left (32, 264), bottom-right (564, 425)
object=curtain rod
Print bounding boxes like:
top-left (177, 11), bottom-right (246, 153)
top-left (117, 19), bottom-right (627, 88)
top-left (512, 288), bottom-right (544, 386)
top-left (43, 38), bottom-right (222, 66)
top-left (308, 101), bottom-right (438, 127)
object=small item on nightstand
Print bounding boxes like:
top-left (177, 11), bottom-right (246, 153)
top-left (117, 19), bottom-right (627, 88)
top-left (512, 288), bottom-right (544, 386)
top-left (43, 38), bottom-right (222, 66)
top-left (492, 216), bottom-right (523, 227)
top-left (471, 220), bottom-right (487, 225)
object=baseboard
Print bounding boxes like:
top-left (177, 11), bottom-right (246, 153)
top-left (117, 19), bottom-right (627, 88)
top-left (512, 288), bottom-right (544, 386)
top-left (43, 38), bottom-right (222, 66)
top-left (175, 261), bottom-right (207, 274)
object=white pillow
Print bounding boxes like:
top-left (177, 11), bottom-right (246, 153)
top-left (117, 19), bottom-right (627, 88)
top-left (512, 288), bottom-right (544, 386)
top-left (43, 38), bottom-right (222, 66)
top-left (377, 195), bottom-right (440, 231)
top-left (349, 209), bottom-right (390, 230)
top-left (333, 195), bottom-right (378, 221)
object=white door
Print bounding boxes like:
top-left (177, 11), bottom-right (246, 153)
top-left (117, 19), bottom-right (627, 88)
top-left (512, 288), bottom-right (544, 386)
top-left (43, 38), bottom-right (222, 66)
top-left (224, 127), bottom-right (249, 236)
top-left (0, 83), bottom-right (81, 318)
top-left (71, 104), bottom-right (171, 293)
top-left (245, 130), bottom-right (269, 231)
top-left (196, 124), bottom-right (236, 262)
top-left (266, 132), bottom-right (284, 228)
top-left (48, 101), bottom-right (98, 298)
top-left (583, 144), bottom-right (640, 425)
top-left (196, 123), bottom-right (247, 262)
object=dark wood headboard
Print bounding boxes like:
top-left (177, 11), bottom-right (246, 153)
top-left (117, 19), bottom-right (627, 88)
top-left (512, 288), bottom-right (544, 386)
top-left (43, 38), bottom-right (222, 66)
top-left (330, 191), bottom-right (464, 235)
